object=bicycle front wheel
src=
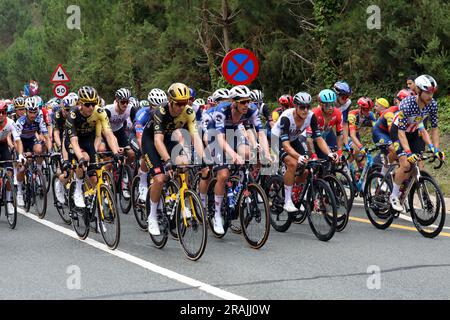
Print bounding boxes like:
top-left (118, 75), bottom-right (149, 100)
top-left (265, 175), bottom-right (293, 232)
top-left (69, 181), bottom-right (89, 240)
top-left (52, 175), bottom-right (71, 225)
top-left (324, 175), bottom-right (349, 232)
top-left (176, 189), bottom-right (207, 261)
top-left (98, 184), bottom-right (120, 249)
top-left (131, 176), bottom-right (148, 230)
top-left (307, 178), bottom-right (337, 241)
top-left (4, 175), bottom-right (17, 229)
top-left (409, 176), bottom-right (446, 238)
top-left (119, 165), bottom-right (133, 214)
top-left (34, 170), bottom-right (47, 219)
top-left (238, 183), bottom-right (270, 249)
top-left (363, 172), bottom-right (394, 230)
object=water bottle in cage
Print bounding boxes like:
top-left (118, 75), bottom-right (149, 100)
top-left (227, 181), bottom-right (235, 209)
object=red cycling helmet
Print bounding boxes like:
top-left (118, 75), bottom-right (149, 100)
top-left (396, 89), bottom-right (412, 102)
top-left (279, 94), bottom-right (293, 107)
top-left (357, 97), bottom-right (374, 110)
top-left (0, 101), bottom-right (8, 113)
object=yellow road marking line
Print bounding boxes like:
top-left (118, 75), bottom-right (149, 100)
top-left (349, 217), bottom-right (450, 238)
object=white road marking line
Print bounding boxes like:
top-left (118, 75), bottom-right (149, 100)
top-left (18, 208), bottom-right (247, 300)
top-left (353, 200), bottom-right (450, 230)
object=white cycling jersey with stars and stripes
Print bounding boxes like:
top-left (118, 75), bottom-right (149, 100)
top-left (393, 95), bottom-right (438, 132)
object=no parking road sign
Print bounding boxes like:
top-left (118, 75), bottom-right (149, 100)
top-left (222, 48), bottom-right (259, 85)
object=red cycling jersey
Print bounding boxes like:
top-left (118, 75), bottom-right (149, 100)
top-left (306, 106), bottom-right (343, 135)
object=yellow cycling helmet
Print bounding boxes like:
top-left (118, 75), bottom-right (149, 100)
top-left (78, 86), bottom-right (99, 104)
top-left (167, 83), bottom-right (190, 102)
top-left (376, 98), bottom-right (390, 109)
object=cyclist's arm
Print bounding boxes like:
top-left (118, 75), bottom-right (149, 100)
top-left (102, 127), bottom-right (120, 154)
top-left (431, 127), bottom-right (440, 150)
top-left (217, 132), bottom-right (239, 160)
top-left (154, 133), bottom-right (170, 162)
top-left (53, 128), bottom-right (62, 149)
top-left (310, 115), bottom-right (331, 156)
top-left (7, 133), bottom-right (14, 150)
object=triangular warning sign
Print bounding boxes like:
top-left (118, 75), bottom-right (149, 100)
top-left (50, 64), bottom-right (71, 83)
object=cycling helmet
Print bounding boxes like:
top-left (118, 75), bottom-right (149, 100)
top-left (25, 97), bottom-right (39, 112)
top-left (78, 86), bottom-right (99, 104)
top-left (115, 88), bottom-right (131, 100)
top-left (14, 97), bottom-right (26, 109)
top-left (168, 83), bottom-right (190, 101)
top-left (279, 94), bottom-right (293, 107)
top-left (293, 92), bottom-right (312, 107)
top-left (250, 89), bottom-right (264, 103)
top-left (62, 95), bottom-right (78, 110)
top-left (7, 104), bottom-right (14, 115)
top-left (193, 98), bottom-right (206, 109)
top-left (415, 74), bottom-right (437, 93)
top-left (229, 85), bottom-right (251, 100)
top-left (128, 97), bottom-right (139, 109)
top-left (140, 100), bottom-right (150, 108)
top-left (212, 88), bottom-right (230, 102)
top-left (357, 97), bottom-right (374, 110)
top-left (376, 98), bottom-right (390, 109)
top-left (396, 89), bottom-right (412, 102)
top-left (34, 96), bottom-right (44, 109)
top-left (189, 87), bottom-right (196, 99)
top-left (333, 81), bottom-right (352, 96)
top-left (318, 89), bottom-right (337, 103)
top-left (0, 101), bottom-right (7, 114)
top-left (207, 96), bottom-right (215, 105)
top-left (148, 88), bottom-right (168, 106)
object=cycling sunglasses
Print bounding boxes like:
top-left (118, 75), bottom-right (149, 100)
top-left (295, 103), bottom-right (311, 110)
top-left (237, 99), bottom-right (251, 105)
top-left (83, 102), bottom-right (96, 108)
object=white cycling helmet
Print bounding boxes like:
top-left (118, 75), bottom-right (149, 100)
top-left (293, 92), bottom-right (312, 106)
top-left (25, 97), bottom-right (39, 111)
top-left (250, 89), bottom-right (264, 103)
top-left (193, 98), bottom-right (205, 107)
top-left (212, 88), bottom-right (230, 102)
top-left (148, 88), bottom-right (168, 106)
top-left (62, 95), bottom-right (78, 109)
top-left (415, 75), bottom-right (437, 93)
top-left (115, 88), bottom-right (132, 100)
top-left (129, 97), bottom-right (139, 109)
top-left (229, 85), bottom-right (251, 100)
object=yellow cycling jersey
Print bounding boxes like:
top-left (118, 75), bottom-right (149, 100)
top-left (152, 103), bottom-right (198, 136)
top-left (66, 105), bottom-right (111, 139)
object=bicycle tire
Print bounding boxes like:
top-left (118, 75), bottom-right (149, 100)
top-left (324, 175), bottom-right (349, 232)
top-left (334, 169), bottom-right (355, 212)
top-left (238, 183), bottom-right (270, 249)
top-left (69, 181), bottom-right (89, 240)
top-left (51, 175), bottom-right (71, 225)
top-left (363, 172), bottom-right (394, 230)
top-left (43, 158), bottom-right (51, 193)
top-left (265, 175), bottom-right (293, 232)
top-left (4, 175), bottom-right (17, 229)
top-left (408, 176), bottom-right (446, 238)
top-left (34, 169), bottom-right (47, 219)
top-left (307, 178), bottom-right (337, 241)
top-left (98, 184), bottom-right (120, 249)
top-left (24, 173), bottom-right (31, 213)
top-left (176, 189), bottom-right (207, 261)
top-left (119, 165), bottom-right (133, 214)
top-left (131, 176), bottom-right (148, 230)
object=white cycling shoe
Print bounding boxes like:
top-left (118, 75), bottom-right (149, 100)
top-left (55, 180), bottom-right (66, 204)
top-left (138, 186), bottom-right (148, 203)
top-left (213, 216), bottom-right (225, 235)
top-left (283, 199), bottom-right (298, 213)
top-left (148, 217), bottom-right (161, 236)
top-left (74, 190), bottom-right (86, 208)
top-left (389, 196), bottom-right (403, 212)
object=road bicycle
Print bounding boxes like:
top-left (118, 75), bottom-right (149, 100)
top-left (0, 161), bottom-right (17, 229)
top-left (22, 154), bottom-right (48, 219)
top-left (364, 151), bottom-right (446, 238)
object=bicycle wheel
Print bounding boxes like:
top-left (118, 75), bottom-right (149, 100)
top-left (408, 176), bottom-right (446, 238)
top-left (334, 169), bottom-right (355, 212)
top-left (131, 176), bottom-right (148, 230)
top-left (98, 184), bottom-right (120, 249)
top-left (119, 165), bottom-right (133, 214)
top-left (206, 178), bottom-right (228, 238)
top-left (228, 176), bottom-right (242, 234)
top-left (238, 183), bottom-right (270, 249)
top-left (69, 181), bottom-right (89, 240)
top-left (363, 172), bottom-right (394, 230)
top-left (43, 158), bottom-right (51, 193)
top-left (307, 178), bottom-right (337, 241)
top-left (4, 175), bottom-right (17, 229)
top-left (324, 175), bottom-right (349, 232)
top-left (51, 175), bottom-right (71, 225)
top-left (102, 170), bottom-right (116, 195)
top-left (265, 175), bottom-right (293, 232)
top-left (34, 170), bottom-right (47, 219)
top-left (23, 173), bottom-right (31, 213)
top-left (176, 189), bottom-right (207, 261)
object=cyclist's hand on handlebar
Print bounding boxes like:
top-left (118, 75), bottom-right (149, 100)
top-left (298, 155), bottom-right (309, 165)
top-left (437, 151), bottom-right (446, 162)
top-left (328, 152), bottom-right (339, 163)
top-left (233, 153), bottom-right (244, 165)
top-left (79, 157), bottom-right (88, 169)
top-left (359, 147), bottom-right (367, 156)
top-left (406, 153), bottom-right (419, 164)
top-left (18, 154), bottom-right (26, 165)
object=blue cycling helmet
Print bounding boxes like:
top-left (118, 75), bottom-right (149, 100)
top-left (7, 104), bottom-right (14, 115)
top-left (333, 81), bottom-right (352, 96)
top-left (318, 89), bottom-right (337, 103)
top-left (189, 87), bottom-right (196, 99)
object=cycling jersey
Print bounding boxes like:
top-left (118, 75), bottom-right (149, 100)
top-left (393, 95), bottom-right (438, 133)
top-left (213, 101), bottom-right (262, 134)
top-left (306, 107), bottom-right (343, 136)
top-left (348, 110), bottom-right (376, 133)
top-left (272, 109), bottom-right (321, 142)
top-left (52, 110), bottom-right (67, 133)
top-left (104, 102), bottom-right (133, 132)
top-left (271, 106), bottom-right (288, 123)
top-left (40, 107), bottom-right (51, 127)
top-left (66, 106), bottom-right (110, 139)
top-left (374, 106), bottom-right (399, 133)
top-left (337, 99), bottom-right (352, 123)
top-left (134, 107), bottom-right (153, 137)
top-left (0, 118), bottom-right (20, 143)
top-left (148, 103), bottom-right (198, 137)
top-left (16, 114), bottom-right (48, 139)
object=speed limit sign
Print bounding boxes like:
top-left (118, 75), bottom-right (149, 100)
top-left (53, 83), bottom-right (69, 98)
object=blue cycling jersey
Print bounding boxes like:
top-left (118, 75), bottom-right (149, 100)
top-left (134, 107), bottom-right (152, 134)
top-left (16, 114), bottom-right (48, 139)
top-left (212, 101), bottom-right (262, 134)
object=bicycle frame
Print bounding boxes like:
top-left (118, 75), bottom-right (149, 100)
top-left (176, 171), bottom-right (198, 227)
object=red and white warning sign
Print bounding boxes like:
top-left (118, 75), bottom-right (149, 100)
top-left (50, 64), bottom-right (71, 83)
top-left (53, 83), bottom-right (69, 99)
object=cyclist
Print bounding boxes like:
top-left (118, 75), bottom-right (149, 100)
top-left (141, 83), bottom-right (205, 236)
top-left (374, 97), bottom-right (390, 117)
top-left (208, 85), bottom-right (271, 234)
top-left (65, 86), bottom-right (121, 208)
top-left (0, 101), bottom-right (24, 212)
top-left (389, 75), bottom-right (445, 211)
top-left (15, 96), bottom-right (52, 206)
top-left (306, 89), bottom-right (344, 160)
top-left (271, 91), bottom-right (339, 213)
top-left (13, 97), bottom-right (26, 122)
top-left (333, 81), bottom-right (352, 147)
top-left (148, 88), bottom-right (168, 111)
top-left (406, 75), bottom-right (417, 92)
top-left (393, 89), bottom-right (413, 107)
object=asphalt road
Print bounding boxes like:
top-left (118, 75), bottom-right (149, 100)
top-left (1, 190), bottom-right (450, 300)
